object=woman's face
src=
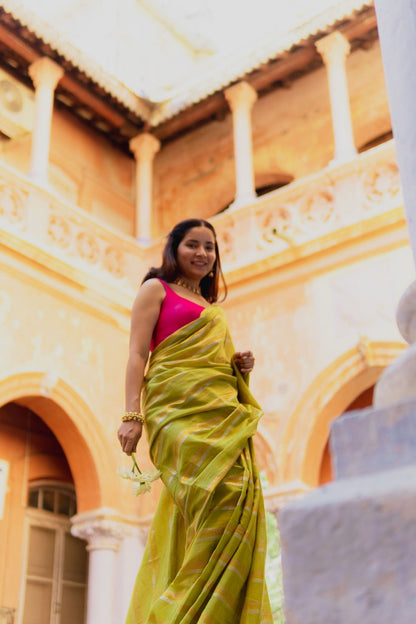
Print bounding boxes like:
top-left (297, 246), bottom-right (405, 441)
top-left (176, 226), bottom-right (216, 282)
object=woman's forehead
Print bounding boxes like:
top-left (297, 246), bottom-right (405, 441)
top-left (182, 226), bottom-right (215, 242)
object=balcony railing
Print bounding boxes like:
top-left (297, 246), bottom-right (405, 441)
top-left (0, 140), bottom-right (403, 307)
top-left (213, 139), bottom-right (403, 275)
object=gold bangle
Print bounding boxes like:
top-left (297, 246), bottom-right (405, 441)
top-left (122, 412), bottom-right (145, 424)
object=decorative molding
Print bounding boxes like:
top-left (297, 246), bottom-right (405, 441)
top-left (213, 140), bottom-right (403, 272)
top-left (0, 140), bottom-right (407, 311)
top-left (71, 507), bottom-right (148, 549)
top-left (0, 183), bottom-right (27, 227)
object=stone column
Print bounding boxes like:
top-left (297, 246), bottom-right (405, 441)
top-left (372, 0), bottom-right (416, 405)
top-left (28, 57), bottom-right (63, 185)
top-left (129, 133), bottom-right (161, 243)
top-left (71, 509), bottom-right (124, 624)
top-left (224, 81), bottom-right (257, 209)
top-left (374, 0), bottom-right (416, 259)
top-left (316, 31), bottom-right (357, 165)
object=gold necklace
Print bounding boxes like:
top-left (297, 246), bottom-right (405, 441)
top-left (174, 277), bottom-right (201, 296)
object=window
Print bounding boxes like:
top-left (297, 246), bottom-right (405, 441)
top-left (22, 483), bottom-right (87, 624)
top-left (27, 483), bottom-right (77, 517)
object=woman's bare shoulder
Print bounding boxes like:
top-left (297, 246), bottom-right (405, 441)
top-left (134, 278), bottom-right (165, 306)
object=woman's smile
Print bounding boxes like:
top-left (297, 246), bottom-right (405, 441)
top-left (176, 226), bottom-right (216, 281)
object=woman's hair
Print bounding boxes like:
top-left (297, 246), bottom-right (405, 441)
top-left (142, 218), bottom-right (227, 302)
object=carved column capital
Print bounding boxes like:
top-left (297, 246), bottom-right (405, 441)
top-left (129, 133), bottom-right (161, 162)
top-left (29, 57), bottom-right (64, 91)
top-left (224, 81), bottom-right (257, 113)
top-left (71, 508), bottom-right (127, 552)
top-left (316, 31), bottom-right (350, 66)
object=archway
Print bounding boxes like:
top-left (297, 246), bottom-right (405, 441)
top-left (280, 341), bottom-right (405, 487)
top-left (0, 371), bottom-right (117, 512)
top-left (319, 385), bottom-right (374, 484)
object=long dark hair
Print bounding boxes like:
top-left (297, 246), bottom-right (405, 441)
top-left (142, 218), bottom-right (227, 302)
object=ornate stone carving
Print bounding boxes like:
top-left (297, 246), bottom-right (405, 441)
top-left (0, 185), bottom-right (26, 225)
top-left (71, 515), bottom-right (126, 551)
top-left (357, 335), bottom-right (373, 368)
top-left (362, 162), bottom-right (400, 207)
top-left (260, 206), bottom-right (297, 247)
top-left (76, 231), bottom-right (100, 264)
top-left (216, 227), bottom-right (237, 264)
top-left (299, 189), bottom-right (335, 227)
top-left (47, 214), bottom-right (71, 248)
top-left (103, 246), bottom-right (125, 278)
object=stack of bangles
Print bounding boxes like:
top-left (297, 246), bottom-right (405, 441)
top-left (122, 411), bottom-right (145, 424)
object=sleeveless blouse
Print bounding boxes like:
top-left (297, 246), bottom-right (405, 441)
top-left (150, 279), bottom-right (205, 351)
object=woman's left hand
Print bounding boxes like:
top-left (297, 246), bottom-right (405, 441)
top-left (234, 350), bottom-right (255, 374)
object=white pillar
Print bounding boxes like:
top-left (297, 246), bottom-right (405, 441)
top-left (129, 133), bottom-right (161, 243)
top-left (115, 526), bottom-right (147, 623)
top-left (224, 81), bottom-right (257, 209)
top-left (28, 57), bottom-right (63, 185)
top-left (374, 0), bottom-right (416, 258)
top-left (372, 0), bottom-right (416, 406)
top-left (316, 31), bottom-right (357, 165)
top-left (71, 509), bottom-right (124, 624)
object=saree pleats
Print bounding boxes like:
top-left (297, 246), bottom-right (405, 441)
top-left (126, 305), bottom-right (273, 624)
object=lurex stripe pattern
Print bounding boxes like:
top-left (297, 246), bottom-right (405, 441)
top-left (126, 305), bottom-right (273, 624)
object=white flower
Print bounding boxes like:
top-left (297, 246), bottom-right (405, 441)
top-left (117, 454), bottom-right (161, 496)
top-left (132, 481), bottom-right (152, 495)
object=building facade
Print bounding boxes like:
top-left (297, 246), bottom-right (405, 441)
top-left (0, 2), bottom-right (412, 623)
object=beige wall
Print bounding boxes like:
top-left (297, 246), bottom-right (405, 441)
top-left (0, 107), bottom-right (136, 236)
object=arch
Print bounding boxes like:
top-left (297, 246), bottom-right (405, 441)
top-left (280, 340), bottom-right (406, 487)
top-left (0, 371), bottom-right (118, 512)
top-left (254, 424), bottom-right (279, 485)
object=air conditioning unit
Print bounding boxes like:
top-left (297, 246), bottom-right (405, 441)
top-left (0, 67), bottom-right (35, 138)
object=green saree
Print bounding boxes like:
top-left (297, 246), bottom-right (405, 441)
top-left (126, 305), bottom-right (273, 624)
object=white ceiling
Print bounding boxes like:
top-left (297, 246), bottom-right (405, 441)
top-left (1, 0), bottom-right (372, 123)
top-left (8, 0), bottom-right (367, 101)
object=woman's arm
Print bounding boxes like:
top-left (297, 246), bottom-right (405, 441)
top-left (117, 279), bottom-right (165, 455)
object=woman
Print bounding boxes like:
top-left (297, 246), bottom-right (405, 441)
top-left (118, 218), bottom-right (272, 624)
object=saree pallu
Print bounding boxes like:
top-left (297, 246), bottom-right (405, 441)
top-left (126, 305), bottom-right (273, 624)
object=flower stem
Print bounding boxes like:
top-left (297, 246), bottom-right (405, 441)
top-left (130, 452), bottom-right (142, 475)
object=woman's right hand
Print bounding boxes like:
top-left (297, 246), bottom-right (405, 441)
top-left (117, 421), bottom-right (143, 455)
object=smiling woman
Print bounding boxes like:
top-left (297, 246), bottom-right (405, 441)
top-left (117, 218), bottom-right (271, 623)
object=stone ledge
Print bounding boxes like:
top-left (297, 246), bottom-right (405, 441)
top-left (330, 398), bottom-right (416, 479)
top-left (280, 465), bottom-right (416, 624)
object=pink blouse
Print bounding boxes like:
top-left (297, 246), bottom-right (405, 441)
top-left (150, 279), bottom-right (205, 351)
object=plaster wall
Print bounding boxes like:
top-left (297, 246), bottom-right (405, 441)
top-left (0, 108), bottom-right (136, 236)
top-left (223, 243), bottom-right (413, 482)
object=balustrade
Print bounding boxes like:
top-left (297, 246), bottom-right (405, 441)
top-left (0, 140), bottom-right (403, 305)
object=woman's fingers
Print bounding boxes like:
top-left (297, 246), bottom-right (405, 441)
top-left (234, 350), bottom-right (255, 373)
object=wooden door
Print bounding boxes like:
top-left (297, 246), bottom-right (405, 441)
top-left (22, 508), bottom-right (87, 624)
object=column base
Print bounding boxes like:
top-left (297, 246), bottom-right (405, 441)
top-left (280, 400), bottom-right (416, 624)
top-left (227, 194), bottom-right (257, 211)
top-left (280, 464), bottom-right (416, 624)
